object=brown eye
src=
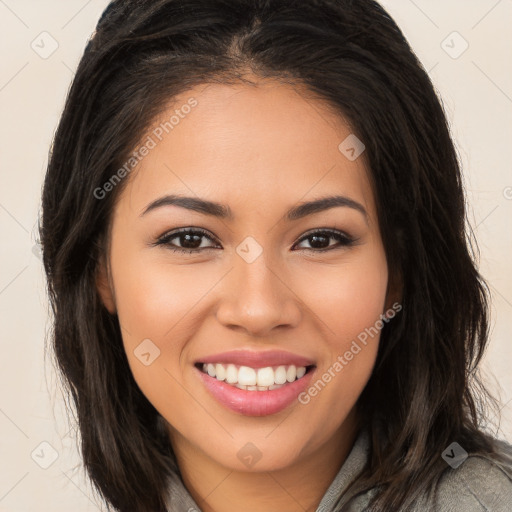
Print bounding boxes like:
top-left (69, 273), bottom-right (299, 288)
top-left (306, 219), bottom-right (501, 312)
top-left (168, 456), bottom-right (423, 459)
top-left (155, 228), bottom-right (220, 254)
top-left (293, 229), bottom-right (355, 252)
top-left (153, 227), bottom-right (356, 255)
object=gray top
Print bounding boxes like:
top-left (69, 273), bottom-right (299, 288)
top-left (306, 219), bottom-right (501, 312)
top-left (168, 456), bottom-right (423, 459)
top-left (165, 429), bottom-right (512, 511)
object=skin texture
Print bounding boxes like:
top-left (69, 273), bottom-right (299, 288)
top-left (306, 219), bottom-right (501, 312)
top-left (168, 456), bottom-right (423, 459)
top-left (97, 78), bottom-right (391, 512)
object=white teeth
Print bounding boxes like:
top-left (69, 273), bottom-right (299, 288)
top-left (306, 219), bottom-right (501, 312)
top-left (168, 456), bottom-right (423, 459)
top-left (215, 363), bottom-right (226, 381)
top-left (238, 366), bottom-right (257, 386)
top-left (233, 383), bottom-right (286, 391)
top-left (274, 366), bottom-right (287, 385)
top-left (226, 364), bottom-right (238, 384)
top-left (296, 366), bottom-right (306, 379)
top-left (286, 365), bottom-right (297, 382)
top-left (200, 362), bottom-right (309, 389)
top-left (256, 367), bottom-right (275, 387)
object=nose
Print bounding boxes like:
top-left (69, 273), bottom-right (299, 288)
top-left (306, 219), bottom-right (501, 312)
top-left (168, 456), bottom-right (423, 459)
top-left (215, 253), bottom-right (302, 337)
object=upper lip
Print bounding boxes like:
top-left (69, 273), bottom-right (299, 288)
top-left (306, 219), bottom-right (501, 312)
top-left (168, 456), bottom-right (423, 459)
top-left (196, 350), bottom-right (315, 368)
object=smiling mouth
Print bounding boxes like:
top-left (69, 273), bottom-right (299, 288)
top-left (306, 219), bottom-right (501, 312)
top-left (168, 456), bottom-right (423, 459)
top-left (195, 362), bottom-right (316, 391)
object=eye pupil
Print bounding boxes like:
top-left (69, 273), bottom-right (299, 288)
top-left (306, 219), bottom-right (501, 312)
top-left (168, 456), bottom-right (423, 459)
top-left (156, 228), bottom-right (353, 254)
top-left (309, 234), bottom-right (329, 249)
top-left (181, 233), bottom-right (202, 248)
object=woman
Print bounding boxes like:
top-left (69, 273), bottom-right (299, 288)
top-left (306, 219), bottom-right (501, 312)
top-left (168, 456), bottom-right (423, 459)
top-left (40, 0), bottom-right (512, 510)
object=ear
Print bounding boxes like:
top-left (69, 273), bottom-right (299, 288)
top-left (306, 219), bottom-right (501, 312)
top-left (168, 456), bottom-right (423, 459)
top-left (96, 254), bottom-right (116, 314)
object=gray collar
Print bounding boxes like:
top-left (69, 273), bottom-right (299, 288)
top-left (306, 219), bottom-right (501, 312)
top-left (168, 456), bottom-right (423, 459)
top-left (315, 428), bottom-right (370, 511)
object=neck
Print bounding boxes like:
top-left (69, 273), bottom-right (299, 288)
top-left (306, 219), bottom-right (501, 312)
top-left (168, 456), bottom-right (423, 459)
top-left (169, 410), bottom-right (360, 512)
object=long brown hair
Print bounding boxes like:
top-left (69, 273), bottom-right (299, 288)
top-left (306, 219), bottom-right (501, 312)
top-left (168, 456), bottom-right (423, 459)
top-left (40, 1), bottom-right (504, 510)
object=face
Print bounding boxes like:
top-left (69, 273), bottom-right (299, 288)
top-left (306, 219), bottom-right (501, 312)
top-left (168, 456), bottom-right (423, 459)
top-left (97, 78), bottom-right (390, 472)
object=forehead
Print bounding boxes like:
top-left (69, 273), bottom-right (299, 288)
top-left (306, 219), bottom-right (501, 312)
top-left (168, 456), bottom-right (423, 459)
top-left (117, 80), bottom-right (376, 222)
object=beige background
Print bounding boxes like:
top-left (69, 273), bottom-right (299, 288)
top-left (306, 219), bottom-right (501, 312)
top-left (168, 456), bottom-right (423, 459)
top-left (0, 0), bottom-right (511, 510)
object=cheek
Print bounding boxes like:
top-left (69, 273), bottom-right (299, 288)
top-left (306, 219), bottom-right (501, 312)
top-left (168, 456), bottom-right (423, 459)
top-left (108, 244), bottom-right (211, 418)
top-left (299, 247), bottom-right (388, 344)
top-left (109, 224), bottom-right (388, 431)
top-left (110, 238), bottom-right (216, 343)
top-left (112, 235), bottom-right (387, 361)
top-left (293, 247), bottom-right (387, 426)
top-left (108, 236), bottom-right (235, 413)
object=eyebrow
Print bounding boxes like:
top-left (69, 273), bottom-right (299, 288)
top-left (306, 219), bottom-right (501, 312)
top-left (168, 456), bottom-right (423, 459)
top-left (140, 194), bottom-right (368, 223)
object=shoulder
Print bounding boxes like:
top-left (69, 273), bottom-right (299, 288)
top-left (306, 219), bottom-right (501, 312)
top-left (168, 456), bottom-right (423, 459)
top-left (425, 438), bottom-right (512, 512)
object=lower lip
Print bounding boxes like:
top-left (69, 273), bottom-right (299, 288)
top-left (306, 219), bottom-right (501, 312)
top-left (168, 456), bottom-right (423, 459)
top-left (195, 366), bottom-right (315, 416)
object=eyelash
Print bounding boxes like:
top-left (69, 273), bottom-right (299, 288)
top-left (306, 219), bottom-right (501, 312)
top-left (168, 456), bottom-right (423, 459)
top-left (153, 227), bottom-right (357, 254)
